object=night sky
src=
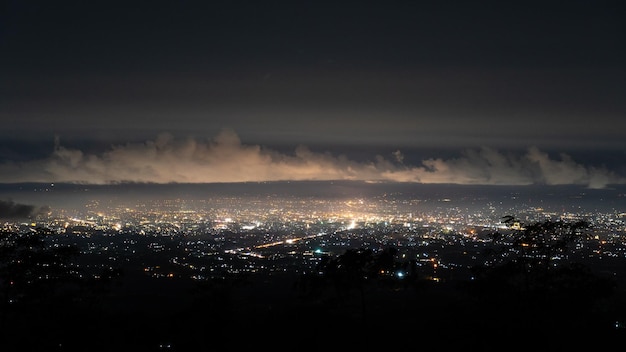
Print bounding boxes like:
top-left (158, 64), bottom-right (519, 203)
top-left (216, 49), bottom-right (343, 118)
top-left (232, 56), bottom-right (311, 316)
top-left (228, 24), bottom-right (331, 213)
top-left (1, 0), bottom-right (625, 188)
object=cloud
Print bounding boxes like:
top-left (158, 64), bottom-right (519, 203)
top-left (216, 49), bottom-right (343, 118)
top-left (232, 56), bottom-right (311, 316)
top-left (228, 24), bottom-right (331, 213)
top-left (0, 199), bottom-right (49, 220)
top-left (0, 129), bottom-right (622, 189)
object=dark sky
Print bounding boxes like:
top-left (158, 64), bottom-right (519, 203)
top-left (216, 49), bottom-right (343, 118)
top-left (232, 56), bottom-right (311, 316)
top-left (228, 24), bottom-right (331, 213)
top-left (1, 0), bottom-right (625, 187)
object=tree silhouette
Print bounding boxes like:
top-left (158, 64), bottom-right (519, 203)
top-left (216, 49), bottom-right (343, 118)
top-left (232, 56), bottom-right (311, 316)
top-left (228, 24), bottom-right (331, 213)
top-left (293, 246), bottom-right (413, 326)
top-left (0, 229), bottom-right (79, 310)
top-left (468, 215), bottom-right (617, 339)
top-left (0, 228), bottom-right (122, 351)
top-left (473, 216), bottom-right (602, 292)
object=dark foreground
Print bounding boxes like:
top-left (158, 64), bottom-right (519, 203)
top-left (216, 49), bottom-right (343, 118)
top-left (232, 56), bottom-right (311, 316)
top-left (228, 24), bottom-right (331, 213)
top-left (2, 269), bottom-right (625, 351)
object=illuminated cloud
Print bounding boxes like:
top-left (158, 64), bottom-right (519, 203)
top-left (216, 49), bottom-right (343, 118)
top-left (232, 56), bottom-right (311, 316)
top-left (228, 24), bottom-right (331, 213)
top-left (0, 129), bottom-right (622, 189)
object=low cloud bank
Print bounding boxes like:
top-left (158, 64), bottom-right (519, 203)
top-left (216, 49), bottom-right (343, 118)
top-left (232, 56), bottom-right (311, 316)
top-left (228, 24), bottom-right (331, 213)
top-left (0, 199), bottom-right (49, 220)
top-left (0, 129), bottom-right (622, 189)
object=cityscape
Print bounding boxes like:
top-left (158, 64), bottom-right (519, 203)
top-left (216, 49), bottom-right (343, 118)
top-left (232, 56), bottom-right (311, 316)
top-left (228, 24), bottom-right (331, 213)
top-left (7, 182), bottom-right (626, 282)
top-left (1, 181), bottom-right (626, 350)
top-left (2, 1), bottom-right (625, 350)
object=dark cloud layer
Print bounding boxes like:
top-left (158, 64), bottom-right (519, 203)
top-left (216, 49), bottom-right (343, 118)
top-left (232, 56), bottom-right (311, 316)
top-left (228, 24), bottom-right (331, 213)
top-left (0, 1), bottom-right (624, 181)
